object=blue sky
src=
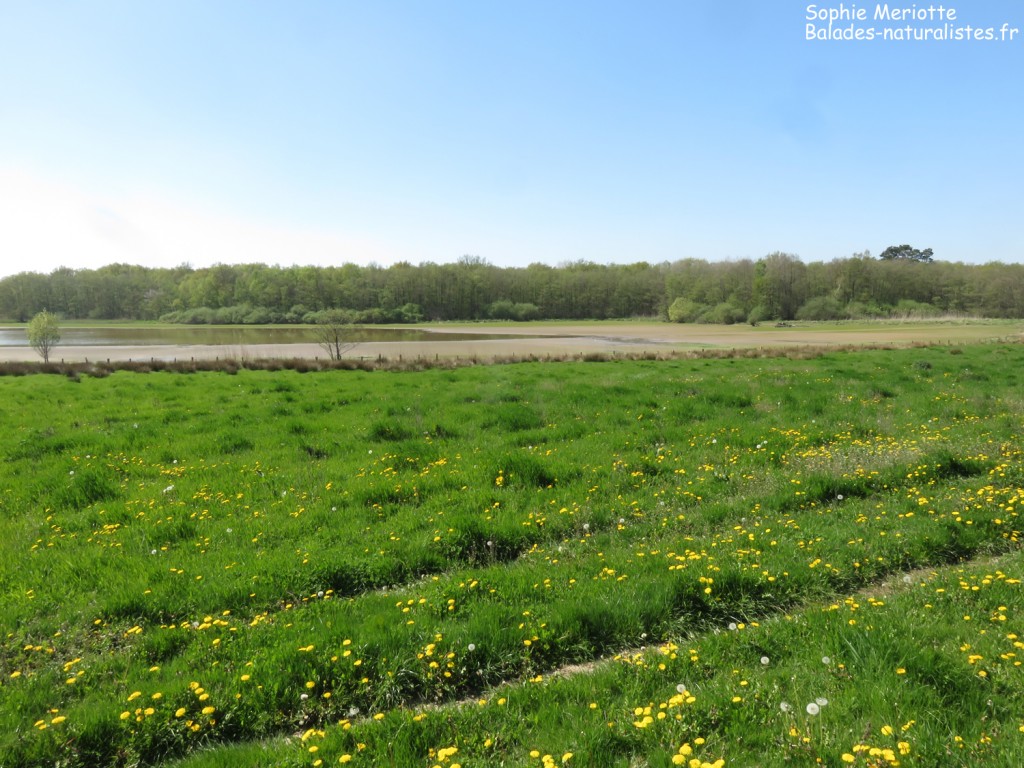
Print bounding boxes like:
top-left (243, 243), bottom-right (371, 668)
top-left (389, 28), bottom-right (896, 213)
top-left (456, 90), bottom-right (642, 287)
top-left (1, 1), bottom-right (1021, 278)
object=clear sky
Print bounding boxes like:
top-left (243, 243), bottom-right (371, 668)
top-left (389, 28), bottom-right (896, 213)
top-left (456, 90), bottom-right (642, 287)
top-left (1, 1), bottom-right (1021, 278)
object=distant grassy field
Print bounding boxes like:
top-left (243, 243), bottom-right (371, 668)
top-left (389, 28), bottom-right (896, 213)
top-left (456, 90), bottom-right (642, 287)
top-left (1, 343), bottom-right (1023, 767)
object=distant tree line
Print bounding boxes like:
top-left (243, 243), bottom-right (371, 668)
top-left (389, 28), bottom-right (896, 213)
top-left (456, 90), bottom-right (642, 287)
top-left (2, 251), bottom-right (1024, 324)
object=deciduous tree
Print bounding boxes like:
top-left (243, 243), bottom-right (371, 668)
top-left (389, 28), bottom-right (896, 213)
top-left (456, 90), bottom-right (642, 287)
top-left (27, 310), bottom-right (61, 362)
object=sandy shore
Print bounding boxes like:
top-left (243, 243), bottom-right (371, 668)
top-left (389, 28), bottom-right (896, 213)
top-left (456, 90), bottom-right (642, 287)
top-left (1, 322), bottom-right (1018, 364)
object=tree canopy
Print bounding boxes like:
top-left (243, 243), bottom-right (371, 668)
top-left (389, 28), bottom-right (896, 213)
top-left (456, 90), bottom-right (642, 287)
top-left (879, 244), bottom-right (934, 263)
top-left (3, 253), bottom-right (1024, 325)
top-left (27, 310), bottom-right (61, 362)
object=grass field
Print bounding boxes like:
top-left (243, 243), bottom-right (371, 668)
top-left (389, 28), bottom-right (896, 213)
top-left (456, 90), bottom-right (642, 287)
top-left (1, 343), bottom-right (1023, 767)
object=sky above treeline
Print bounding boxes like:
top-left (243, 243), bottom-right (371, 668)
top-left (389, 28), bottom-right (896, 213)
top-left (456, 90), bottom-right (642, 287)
top-left (1, 1), bottom-right (1022, 279)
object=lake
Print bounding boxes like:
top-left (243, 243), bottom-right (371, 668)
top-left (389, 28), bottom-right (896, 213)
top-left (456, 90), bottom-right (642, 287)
top-left (0, 325), bottom-right (537, 347)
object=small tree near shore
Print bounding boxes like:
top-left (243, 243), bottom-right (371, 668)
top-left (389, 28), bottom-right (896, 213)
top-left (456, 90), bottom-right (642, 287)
top-left (28, 310), bottom-right (61, 362)
top-left (314, 309), bottom-right (357, 360)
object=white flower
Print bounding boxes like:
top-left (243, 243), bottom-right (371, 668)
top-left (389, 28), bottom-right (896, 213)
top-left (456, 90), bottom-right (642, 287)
top-left (806, 702), bottom-right (820, 715)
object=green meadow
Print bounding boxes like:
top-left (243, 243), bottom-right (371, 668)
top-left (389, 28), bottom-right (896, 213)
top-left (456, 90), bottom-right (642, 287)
top-left (1, 344), bottom-right (1022, 767)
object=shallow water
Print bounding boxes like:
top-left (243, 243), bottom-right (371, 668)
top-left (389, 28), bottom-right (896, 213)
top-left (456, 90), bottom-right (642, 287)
top-left (0, 326), bottom-right (533, 347)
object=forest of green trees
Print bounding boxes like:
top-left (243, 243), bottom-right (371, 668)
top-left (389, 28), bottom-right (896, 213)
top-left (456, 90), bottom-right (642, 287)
top-left (1, 251), bottom-right (1023, 324)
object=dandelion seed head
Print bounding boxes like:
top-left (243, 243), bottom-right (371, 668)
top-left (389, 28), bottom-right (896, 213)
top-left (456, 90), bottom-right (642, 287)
top-left (780, 701), bottom-right (792, 713)
top-left (761, 656), bottom-right (770, 665)
top-left (822, 656), bottom-right (831, 665)
top-left (806, 702), bottom-right (820, 715)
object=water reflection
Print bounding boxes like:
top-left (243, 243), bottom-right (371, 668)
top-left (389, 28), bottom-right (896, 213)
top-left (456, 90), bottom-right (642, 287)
top-left (0, 325), bottom-right (540, 347)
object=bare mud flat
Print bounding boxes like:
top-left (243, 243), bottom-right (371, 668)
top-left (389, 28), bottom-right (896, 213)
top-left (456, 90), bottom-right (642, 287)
top-left (1, 321), bottom-right (1020, 364)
